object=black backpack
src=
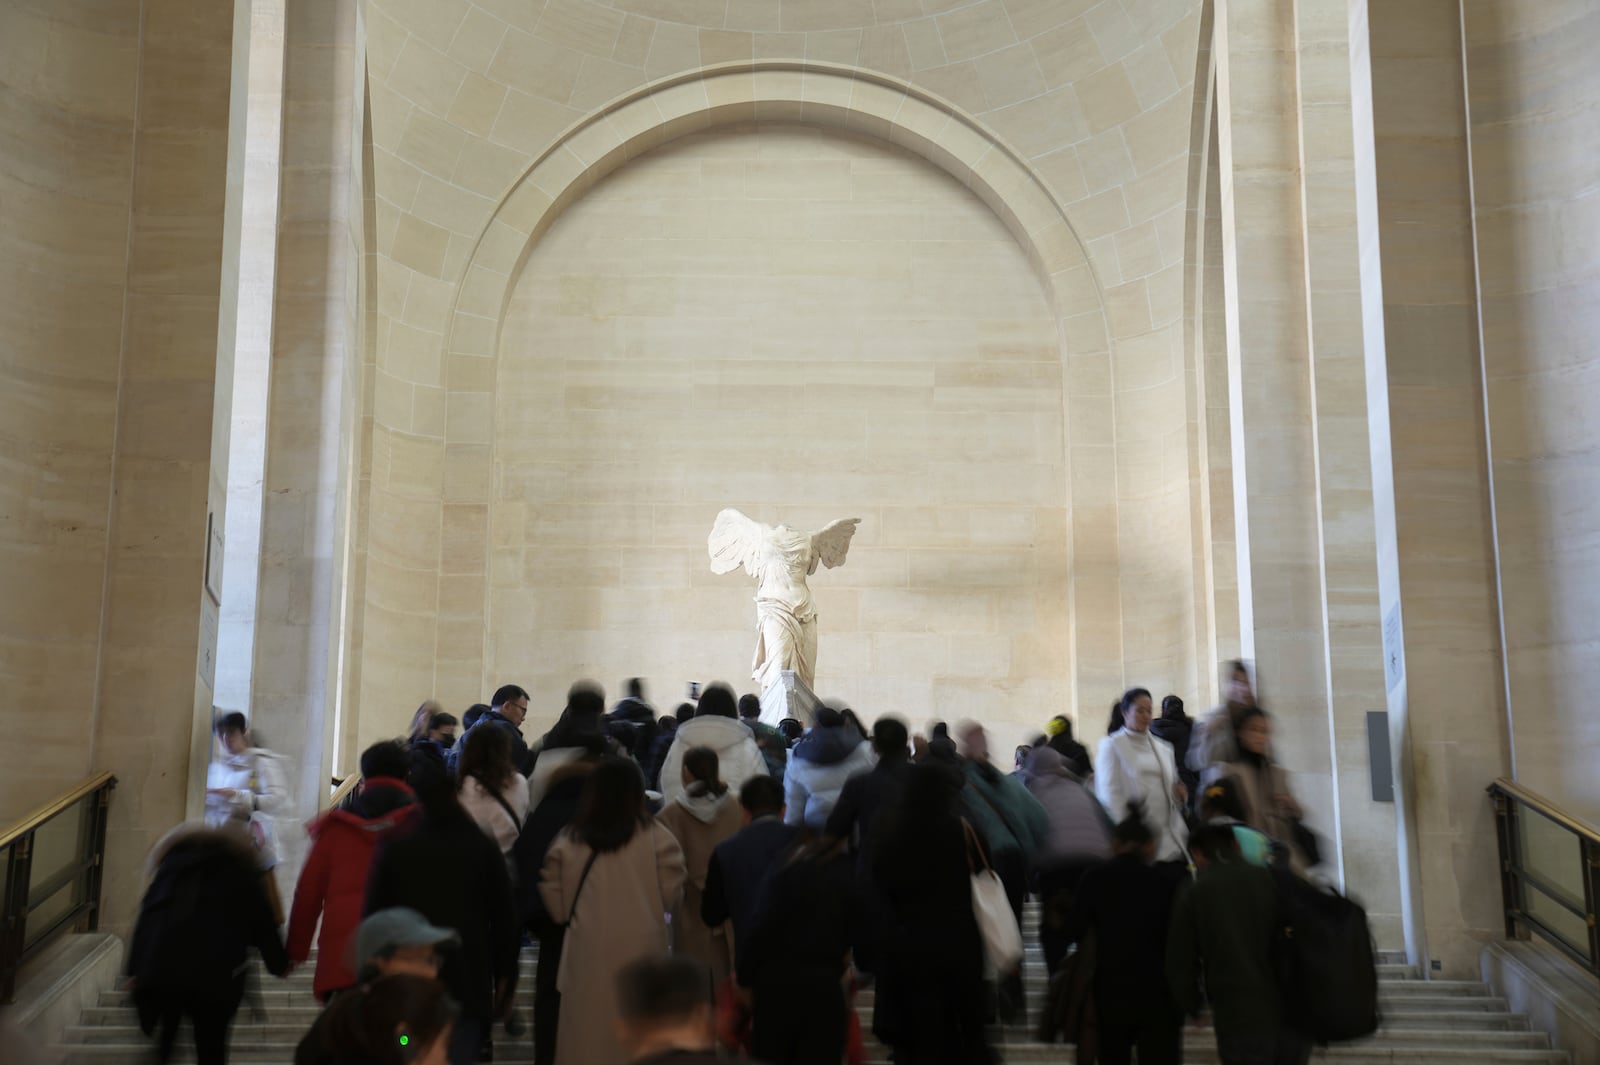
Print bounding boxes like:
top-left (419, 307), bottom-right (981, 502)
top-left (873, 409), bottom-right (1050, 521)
top-left (1271, 870), bottom-right (1380, 1043)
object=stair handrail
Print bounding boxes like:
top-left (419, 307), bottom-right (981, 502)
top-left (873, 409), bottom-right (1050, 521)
top-left (1, 771), bottom-right (118, 1004)
top-left (328, 771), bottom-right (363, 811)
top-left (1487, 777), bottom-right (1600, 979)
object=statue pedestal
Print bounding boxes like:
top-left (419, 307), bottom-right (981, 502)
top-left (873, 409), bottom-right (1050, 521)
top-left (759, 671), bottom-right (819, 727)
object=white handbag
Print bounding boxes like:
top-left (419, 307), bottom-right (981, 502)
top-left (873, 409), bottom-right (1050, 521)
top-left (962, 819), bottom-right (1024, 975)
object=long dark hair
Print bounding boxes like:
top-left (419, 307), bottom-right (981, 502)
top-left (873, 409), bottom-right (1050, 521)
top-left (319, 974), bottom-right (457, 1065)
top-left (457, 722), bottom-right (515, 797)
top-left (572, 756), bottom-right (650, 853)
top-left (682, 747), bottom-right (728, 797)
top-left (1106, 700), bottom-right (1123, 736)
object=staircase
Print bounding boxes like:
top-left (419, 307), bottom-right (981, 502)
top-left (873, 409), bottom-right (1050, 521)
top-left (56, 906), bottom-right (1568, 1065)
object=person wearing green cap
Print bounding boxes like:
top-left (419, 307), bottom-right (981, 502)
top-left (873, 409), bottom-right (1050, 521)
top-left (294, 908), bottom-right (458, 1065)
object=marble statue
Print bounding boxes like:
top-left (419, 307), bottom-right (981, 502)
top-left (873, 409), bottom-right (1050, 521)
top-left (708, 508), bottom-right (861, 693)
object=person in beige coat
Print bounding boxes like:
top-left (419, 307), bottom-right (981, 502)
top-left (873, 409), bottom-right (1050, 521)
top-left (656, 746), bottom-right (745, 987)
top-left (1219, 707), bottom-right (1309, 871)
top-left (540, 756), bottom-right (687, 1065)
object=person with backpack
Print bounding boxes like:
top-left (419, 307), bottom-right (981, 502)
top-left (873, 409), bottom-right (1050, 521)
top-left (539, 756), bottom-right (687, 1065)
top-left (1167, 824), bottom-right (1309, 1065)
top-left (128, 825), bottom-right (290, 1065)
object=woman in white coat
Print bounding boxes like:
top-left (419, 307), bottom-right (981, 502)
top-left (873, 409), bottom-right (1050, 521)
top-left (1095, 687), bottom-right (1190, 874)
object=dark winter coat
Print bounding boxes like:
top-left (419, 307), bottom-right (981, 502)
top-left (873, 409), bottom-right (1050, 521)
top-left (609, 697), bottom-right (658, 758)
top-left (406, 738), bottom-right (450, 798)
top-left (872, 768), bottom-right (992, 1064)
top-left (450, 710), bottom-right (532, 776)
top-left (642, 728), bottom-right (679, 792)
top-left (1167, 857), bottom-right (1282, 1037)
top-left (1150, 714), bottom-right (1199, 798)
top-left (745, 717), bottom-right (789, 779)
top-left (129, 828), bottom-right (288, 1027)
top-left (364, 800), bottom-right (519, 1022)
top-left (1046, 733), bottom-right (1093, 780)
top-left (286, 778), bottom-right (418, 997)
top-left (824, 753), bottom-right (910, 876)
top-left (702, 816), bottom-right (801, 963)
top-left (513, 762), bottom-right (593, 930)
top-left (739, 845), bottom-right (862, 1064)
top-left (962, 759), bottom-right (1049, 859)
top-left (1062, 853), bottom-right (1183, 1025)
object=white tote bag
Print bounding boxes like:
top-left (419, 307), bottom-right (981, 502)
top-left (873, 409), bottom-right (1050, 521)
top-left (963, 819), bottom-right (1024, 975)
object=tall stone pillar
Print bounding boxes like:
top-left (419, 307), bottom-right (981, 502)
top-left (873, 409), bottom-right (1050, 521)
top-left (1213, 0), bottom-right (1336, 837)
top-left (248, 0), bottom-right (361, 877)
top-left (1212, 0), bottom-right (1402, 944)
top-left (1365, 0), bottom-right (1512, 976)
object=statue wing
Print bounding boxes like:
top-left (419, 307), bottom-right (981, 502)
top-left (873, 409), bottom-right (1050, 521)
top-left (808, 517), bottom-right (862, 574)
top-left (708, 508), bottom-right (764, 576)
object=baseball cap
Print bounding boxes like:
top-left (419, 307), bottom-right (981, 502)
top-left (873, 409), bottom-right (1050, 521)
top-left (355, 907), bottom-right (459, 968)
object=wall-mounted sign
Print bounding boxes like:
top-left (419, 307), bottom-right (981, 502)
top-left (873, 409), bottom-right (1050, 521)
top-left (204, 512), bottom-right (224, 605)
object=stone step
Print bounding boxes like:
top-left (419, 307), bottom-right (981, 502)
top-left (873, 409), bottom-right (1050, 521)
top-left (60, 1022), bottom-right (1553, 1051)
top-left (60, 1043), bottom-right (1568, 1065)
top-left (850, 987), bottom-right (1499, 1010)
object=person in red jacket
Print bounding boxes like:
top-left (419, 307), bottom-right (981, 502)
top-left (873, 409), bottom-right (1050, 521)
top-left (287, 741), bottom-right (419, 1000)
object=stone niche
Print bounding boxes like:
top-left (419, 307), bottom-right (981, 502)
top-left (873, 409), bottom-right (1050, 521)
top-left (488, 121), bottom-right (1071, 753)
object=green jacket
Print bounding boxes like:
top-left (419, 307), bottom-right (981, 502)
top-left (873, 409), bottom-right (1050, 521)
top-left (1166, 858), bottom-right (1282, 1037)
top-left (962, 762), bottom-right (1049, 856)
top-left (747, 719), bottom-right (788, 779)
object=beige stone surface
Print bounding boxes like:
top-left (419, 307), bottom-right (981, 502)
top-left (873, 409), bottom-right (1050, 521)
top-left (487, 124), bottom-right (1069, 754)
top-left (1463, 0), bottom-right (1600, 828)
top-left (20, 0), bottom-right (1600, 982)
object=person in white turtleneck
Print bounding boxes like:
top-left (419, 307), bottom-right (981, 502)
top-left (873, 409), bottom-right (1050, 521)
top-left (1095, 688), bottom-right (1190, 869)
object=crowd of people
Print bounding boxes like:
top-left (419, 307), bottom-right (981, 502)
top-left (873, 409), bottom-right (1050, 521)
top-left (129, 661), bottom-right (1336, 1065)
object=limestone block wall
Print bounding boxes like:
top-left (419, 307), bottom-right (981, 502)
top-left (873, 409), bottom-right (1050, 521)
top-left (0, 0), bottom-right (231, 877)
top-left (1463, 2), bottom-right (1600, 825)
top-left (0, 1), bottom-right (142, 817)
top-left (492, 123), bottom-right (1068, 751)
top-left (1368, 0), bottom-right (1512, 975)
top-left (350, 0), bottom-right (1213, 752)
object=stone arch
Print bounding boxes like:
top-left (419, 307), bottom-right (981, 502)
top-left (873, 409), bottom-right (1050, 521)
top-left (430, 61), bottom-right (1115, 716)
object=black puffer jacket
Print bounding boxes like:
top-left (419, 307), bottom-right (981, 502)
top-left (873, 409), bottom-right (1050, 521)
top-left (1150, 713), bottom-right (1199, 797)
top-left (129, 827), bottom-right (288, 1022)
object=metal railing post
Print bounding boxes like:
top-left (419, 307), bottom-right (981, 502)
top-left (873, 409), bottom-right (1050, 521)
top-left (1491, 788), bottom-right (1520, 939)
top-left (1, 832), bottom-right (35, 1004)
top-left (84, 782), bottom-right (114, 932)
top-left (1583, 836), bottom-right (1600, 977)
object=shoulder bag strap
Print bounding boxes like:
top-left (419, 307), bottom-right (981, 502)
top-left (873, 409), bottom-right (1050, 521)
top-left (563, 849), bottom-right (601, 929)
top-left (485, 784), bottom-right (523, 834)
top-left (960, 818), bottom-right (994, 877)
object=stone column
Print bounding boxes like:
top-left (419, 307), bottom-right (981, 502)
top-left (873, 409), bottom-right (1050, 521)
top-left (1213, 0), bottom-right (1404, 945)
top-left (208, 0), bottom-right (286, 758)
top-left (92, 0), bottom-right (235, 928)
top-left (247, 0), bottom-right (360, 884)
top-left (1366, 0), bottom-right (1513, 974)
top-left (1213, 0), bottom-right (1337, 837)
